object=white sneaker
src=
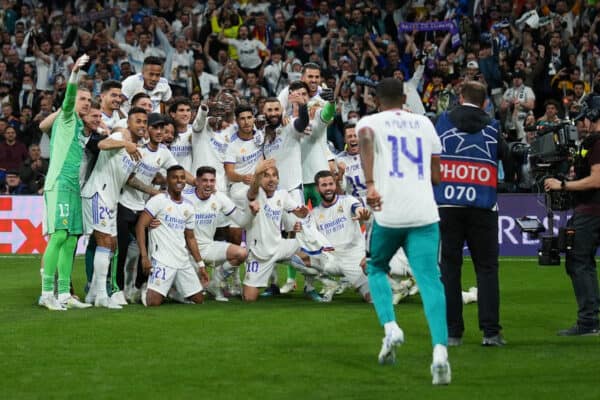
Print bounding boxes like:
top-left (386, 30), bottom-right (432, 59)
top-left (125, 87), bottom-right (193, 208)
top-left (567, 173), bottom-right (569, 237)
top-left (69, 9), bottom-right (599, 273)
top-left (62, 296), bottom-right (92, 309)
top-left (229, 282), bottom-right (242, 297)
top-left (94, 296), bottom-right (123, 309)
top-left (279, 280), bottom-right (297, 294)
top-left (408, 280), bottom-right (419, 296)
top-left (111, 290), bottom-right (128, 306)
top-left (322, 281), bottom-right (339, 303)
top-left (335, 279), bottom-right (351, 295)
top-left (39, 295), bottom-right (66, 311)
top-left (378, 328), bottom-right (405, 365)
top-left (431, 361), bottom-right (452, 385)
top-left (207, 280), bottom-right (229, 302)
top-left (85, 288), bottom-right (96, 304)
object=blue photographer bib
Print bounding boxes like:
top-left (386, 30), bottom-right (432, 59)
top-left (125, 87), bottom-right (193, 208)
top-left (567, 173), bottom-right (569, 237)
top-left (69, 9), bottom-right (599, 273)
top-left (434, 112), bottom-right (499, 209)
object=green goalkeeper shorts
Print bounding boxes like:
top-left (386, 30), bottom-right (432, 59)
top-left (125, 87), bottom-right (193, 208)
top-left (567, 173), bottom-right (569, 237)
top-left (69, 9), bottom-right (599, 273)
top-left (44, 188), bottom-right (83, 235)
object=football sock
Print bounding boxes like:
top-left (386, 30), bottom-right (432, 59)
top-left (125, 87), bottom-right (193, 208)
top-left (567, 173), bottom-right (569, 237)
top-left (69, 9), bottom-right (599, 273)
top-left (84, 235), bottom-right (96, 286)
top-left (93, 246), bottom-right (112, 298)
top-left (57, 234), bottom-right (78, 296)
top-left (110, 248), bottom-right (119, 294)
top-left (42, 230), bottom-right (67, 292)
top-left (286, 265), bottom-right (297, 282)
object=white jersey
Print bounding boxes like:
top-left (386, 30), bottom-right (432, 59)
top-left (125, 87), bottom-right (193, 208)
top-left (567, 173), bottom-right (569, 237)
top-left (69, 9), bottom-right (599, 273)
top-left (224, 132), bottom-right (264, 176)
top-left (336, 151), bottom-right (367, 199)
top-left (312, 195), bottom-right (365, 252)
top-left (81, 131), bottom-right (138, 206)
top-left (246, 188), bottom-right (300, 260)
top-left (144, 193), bottom-right (195, 269)
top-left (191, 109), bottom-right (233, 192)
top-left (101, 110), bottom-right (122, 130)
top-left (301, 109), bottom-right (331, 184)
top-left (170, 125), bottom-right (193, 172)
top-left (183, 190), bottom-right (236, 246)
top-left (227, 38), bottom-right (266, 69)
top-left (119, 144), bottom-right (178, 211)
top-left (262, 122), bottom-right (304, 190)
top-left (121, 73), bottom-right (172, 114)
top-left (356, 109), bottom-right (441, 228)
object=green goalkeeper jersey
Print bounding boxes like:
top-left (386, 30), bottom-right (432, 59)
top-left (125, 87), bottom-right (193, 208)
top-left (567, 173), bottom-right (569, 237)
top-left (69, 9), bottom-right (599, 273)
top-left (43, 82), bottom-right (84, 192)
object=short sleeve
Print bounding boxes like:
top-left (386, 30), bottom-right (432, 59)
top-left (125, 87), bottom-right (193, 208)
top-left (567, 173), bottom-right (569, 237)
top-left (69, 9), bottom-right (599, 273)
top-left (185, 204), bottom-right (195, 229)
top-left (216, 192), bottom-right (236, 215)
top-left (282, 190), bottom-right (300, 212)
top-left (224, 143), bottom-right (237, 164)
top-left (144, 194), bottom-right (162, 218)
top-left (161, 147), bottom-right (178, 169)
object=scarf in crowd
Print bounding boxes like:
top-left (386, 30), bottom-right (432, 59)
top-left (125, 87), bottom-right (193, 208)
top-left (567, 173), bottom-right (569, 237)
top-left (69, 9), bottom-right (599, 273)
top-left (398, 20), bottom-right (461, 48)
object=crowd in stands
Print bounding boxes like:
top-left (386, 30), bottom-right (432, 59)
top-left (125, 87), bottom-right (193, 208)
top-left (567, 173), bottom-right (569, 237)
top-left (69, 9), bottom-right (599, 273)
top-left (0, 0), bottom-right (597, 194)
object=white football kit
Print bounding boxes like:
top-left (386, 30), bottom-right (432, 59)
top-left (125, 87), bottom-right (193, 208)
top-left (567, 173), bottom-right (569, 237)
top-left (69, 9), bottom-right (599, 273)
top-left (183, 190), bottom-right (248, 264)
top-left (301, 109), bottom-right (333, 185)
top-left (311, 195), bottom-right (368, 288)
top-left (336, 151), bottom-right (367, 200)
top-left (120, 73), bottom-right (172, 114)
top-left (244, 188), bottom-right (301, 287)
top-left (191, 108), bottom-right (233, 193)
top-left (144, 193), bottom-right (202, 297)
top-left (356, 110), bottom-right (442, 227)
top-left (170, 125), bottom-right (194, 173)
top-left (81, 131), bottom-right (139, 235)
top-left (224, 132), bottom-right (264, 206)
top-left (120, 144), bottom-right (178, 211)
top-left (262, 121), bottom-right (304, 202)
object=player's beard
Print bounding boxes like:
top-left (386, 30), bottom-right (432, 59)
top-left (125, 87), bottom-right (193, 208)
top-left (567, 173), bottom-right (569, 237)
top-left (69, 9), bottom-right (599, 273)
top-left (320, 191), bottom-right (336, 203)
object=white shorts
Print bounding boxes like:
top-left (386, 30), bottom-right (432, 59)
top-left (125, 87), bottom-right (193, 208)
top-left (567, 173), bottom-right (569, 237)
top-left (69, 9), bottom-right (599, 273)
top-left (192, 241), bottom-right (230, 266)
top-left (311, 247), bottom-right (367, 288)
top-left (82, 193), bottom-right (117, 236)
top-left (243, 239), bottom-right (298, 288)
top-left (147, 258), bottom-right (203, 298)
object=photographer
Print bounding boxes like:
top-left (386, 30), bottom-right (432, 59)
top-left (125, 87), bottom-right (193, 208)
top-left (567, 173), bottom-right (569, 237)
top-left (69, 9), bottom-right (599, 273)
top-left (544, 111), bottom-right (600, 336)
top-left (435, 81), bottom-right (508, 346)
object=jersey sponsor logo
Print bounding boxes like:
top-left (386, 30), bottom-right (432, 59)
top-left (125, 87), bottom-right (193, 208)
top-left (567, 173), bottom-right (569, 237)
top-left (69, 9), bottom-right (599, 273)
top-left (263, 203), bottom-right (282, 222)
top-left (440, 160), bottom-right (497, 187)
top-left (195, 212), bottom-right (217, 225)
top-left (317, 216), bottom-right (348, 235)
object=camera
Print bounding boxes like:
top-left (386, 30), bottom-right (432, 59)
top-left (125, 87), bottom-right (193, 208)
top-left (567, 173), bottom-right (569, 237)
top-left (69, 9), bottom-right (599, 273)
top-left (514, 118), bottom-right (580, 266)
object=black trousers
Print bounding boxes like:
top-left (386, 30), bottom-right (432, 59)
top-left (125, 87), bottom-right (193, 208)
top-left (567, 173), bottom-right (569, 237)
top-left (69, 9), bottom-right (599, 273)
top-left (439, 207), bottom-right (501, 338)
top-left (116, 203), bottom-right (140, 291)
top-left (565, 212), bottom-right (600, 329)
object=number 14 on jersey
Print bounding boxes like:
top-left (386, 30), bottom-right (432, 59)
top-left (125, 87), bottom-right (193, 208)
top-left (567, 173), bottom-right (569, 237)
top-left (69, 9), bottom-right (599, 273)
top-left (387, 135), bottom-right (424, 180)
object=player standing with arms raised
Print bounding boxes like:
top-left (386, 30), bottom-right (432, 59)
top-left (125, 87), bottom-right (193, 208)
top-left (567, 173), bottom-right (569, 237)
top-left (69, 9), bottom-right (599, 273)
top-left (358, 78), bottom-right (450, 385)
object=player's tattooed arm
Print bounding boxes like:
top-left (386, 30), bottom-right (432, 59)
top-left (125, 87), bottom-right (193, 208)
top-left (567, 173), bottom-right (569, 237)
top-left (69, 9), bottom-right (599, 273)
top-left (127, 174), bottom-right (161, 196)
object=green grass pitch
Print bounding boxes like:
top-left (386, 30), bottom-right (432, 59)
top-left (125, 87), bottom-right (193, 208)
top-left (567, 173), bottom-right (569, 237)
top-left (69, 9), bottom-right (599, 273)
top-left (2, 255), bottom-right (600, 400)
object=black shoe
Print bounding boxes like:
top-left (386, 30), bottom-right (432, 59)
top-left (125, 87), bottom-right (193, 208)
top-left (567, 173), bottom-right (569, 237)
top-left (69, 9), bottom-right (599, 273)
top-left (557, 324), bottom-right (600, 336)
top-left (448, 337), bottom-right (462, 347)
top-left (482, 334), bottom-right (506, 346)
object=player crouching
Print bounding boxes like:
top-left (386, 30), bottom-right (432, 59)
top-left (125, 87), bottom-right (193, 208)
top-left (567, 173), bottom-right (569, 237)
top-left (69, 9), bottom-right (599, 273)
top-left (136, 165), bottom-right (209, 306)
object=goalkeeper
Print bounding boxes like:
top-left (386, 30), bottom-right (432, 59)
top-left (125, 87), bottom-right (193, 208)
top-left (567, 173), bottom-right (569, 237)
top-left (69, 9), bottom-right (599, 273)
top-left (39, 54), bottom-right (93, 311)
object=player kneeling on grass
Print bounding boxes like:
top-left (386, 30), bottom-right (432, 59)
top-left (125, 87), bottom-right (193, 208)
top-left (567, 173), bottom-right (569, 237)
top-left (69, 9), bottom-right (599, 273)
top-left (136, 165), bottom-right (209, 306)
top-left (183, 166), bottom-right (251, 302)
top-left (293, 170), bottom-right (372, 302)
top-left (243, 160), bottom-right (313, 302)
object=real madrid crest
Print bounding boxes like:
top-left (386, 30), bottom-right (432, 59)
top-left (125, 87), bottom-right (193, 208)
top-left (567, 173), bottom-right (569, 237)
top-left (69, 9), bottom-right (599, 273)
top-left (337, 205), bottom-right (343, 213)
top-left (211, 202), bottom-right (217, 210)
